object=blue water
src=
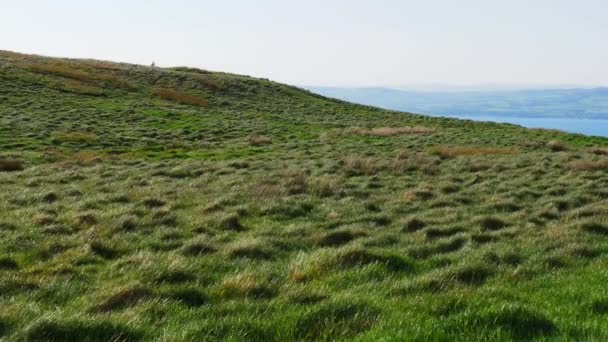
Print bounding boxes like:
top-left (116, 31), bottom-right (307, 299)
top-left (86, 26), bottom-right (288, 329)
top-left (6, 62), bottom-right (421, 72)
top-left (427, 114), bottom-right (608, 138)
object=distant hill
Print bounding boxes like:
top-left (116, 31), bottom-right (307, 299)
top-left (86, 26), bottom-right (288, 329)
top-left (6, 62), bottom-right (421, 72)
top-left (307, 86), bottom-right (608, 119)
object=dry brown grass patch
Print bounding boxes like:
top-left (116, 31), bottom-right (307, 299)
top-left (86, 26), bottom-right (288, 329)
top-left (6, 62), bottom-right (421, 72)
top-left (152, 88), bottom-right (208, 106)
top-left (392, 152), bottom-right (439, 174)
top-left (430, 146), bottom-right (516, 158)
top-left (24, 62), bottom-right (93, 82)
top-left (252, 182), bottom-right (286, 199)
top-left (248, 135), bottom-right (272, 146)
top-left (342, 156), bottom-right (383, 175)
top-left (569, 160), bottom-right (608, 171)
top-left (343, 126), bottom-right (437, 137)
top-left (588, 147), bottom-right (608, 155)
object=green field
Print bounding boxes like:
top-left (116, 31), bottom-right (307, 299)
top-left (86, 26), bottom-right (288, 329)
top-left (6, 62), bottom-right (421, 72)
top-left (2, 50), bottom-right (608, 340)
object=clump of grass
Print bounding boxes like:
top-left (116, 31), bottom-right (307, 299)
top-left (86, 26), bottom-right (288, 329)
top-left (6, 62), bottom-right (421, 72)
top-left (60, 80), bottom-right (104, 96)
top-left (547, 140), bottom-right (567, 151)
top-left (0, 257), bottom-right (19, 270)
top-left (0, 222), bottom-right (17, 231)
top-left (284, 170), bottom-right (307, 194)
top-left (24, 317), bottom-right (141, 341)
top-left (152, 88), bottom-right (208, 106)
top-left (392, 152), bottom-right (439, 175)
top-left (0, 279), bottom-right (39, 296)
top-left (342, 126), bottom-right (436, 136)
top-left (294, 301), bottom-right (380, 340)
top-left (181, 240), bottom-right (216, 256)
top-left (479, 217), bottom-right (509, 231)
top-left (251, 182), bottom-right (285, 199)
top-left (309, 175), bottom-right (339, 197)
top-left (248, 135), bottom-right (272, 146)
top-left (218, 273), bottom-right (275, 299)
top-left (25, 62), bottom-right (92, 82)
top-left (403, 218), bottom-right (426, 232)
top-left (64, 151), bottom-right (104, 166)
top-left (33, 214), bottom-right (55, 226)
top-left (162, 287), bottom-right (208, 307)
top-left (91, 285), bottom-right (151, 313)
top-left (409, 237), bottom-right (467, 258)
top-left (452, 264), bottom-right (494, 285)
top-left (219, 214), bottom-right (245, 231)
top-left (425, 226), bottom-right (465, 239)
top-left (153, 269), bottom-right (196, 284)
top-left (95, 73), bottom-right (134, 90)
top-left (41, 192), bottom-right (59, 203)
top-left (225, 238), bottom-right (273, 260)
top-left (581, 222), bottom-right (608, 235)
top-left (142, 197), bottom-right (165, 208)
top-left (335, 248), bottom-right (412, 271)
top-left (462, 306), bottom-right (556, 339)
top-left (74, 213), bottom-right (97, 226)
top-left (342, 156), bottom-right (383, 176)
top-left (52, 131), bottom-right (98, 143)
top-left (317, 230), bottom-right (367, 247)
top-left (430, 146), bottom-right (516, 158)
top-left (117, 215), bottom-right (140, 231)
top-left (569, 160), bottom-right (608, 171)
top-left (192, 74), bottom-right (225, 89)
top-left (0, 159), bottom-right (24, 172)
top-left (588, 146), bottom-right (608, 155)
top-left (88, 241), bottom-right (120, 259)
top-left (591, 299), bottom-right (608, 314)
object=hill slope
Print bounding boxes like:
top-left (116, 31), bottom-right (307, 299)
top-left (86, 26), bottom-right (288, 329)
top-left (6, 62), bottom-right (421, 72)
top-left (2, 51), bottom-right (608, 340)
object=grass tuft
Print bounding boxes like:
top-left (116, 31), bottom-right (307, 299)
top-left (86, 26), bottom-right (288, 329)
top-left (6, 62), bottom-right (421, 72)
top-left (294, 302), bottom-right (380, 340)
top-left (92, 285), bottom-right (151, 313)
top-left (24, 317), bottom-right (141, 341)
top-left (0, 257), bottom-right (19, 270)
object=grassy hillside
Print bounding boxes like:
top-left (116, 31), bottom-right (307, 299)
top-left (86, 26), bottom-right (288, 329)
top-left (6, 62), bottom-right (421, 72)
top-left (2, 50), bottom-right (608, 340)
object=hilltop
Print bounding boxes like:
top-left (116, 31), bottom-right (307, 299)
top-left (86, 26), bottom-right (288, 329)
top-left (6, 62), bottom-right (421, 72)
top-left (2, 51), bottom-right (608, 340)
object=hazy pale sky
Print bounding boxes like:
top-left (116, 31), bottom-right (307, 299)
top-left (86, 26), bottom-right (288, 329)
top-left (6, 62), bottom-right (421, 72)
top-left (2, 0), bottom-right (608, 87)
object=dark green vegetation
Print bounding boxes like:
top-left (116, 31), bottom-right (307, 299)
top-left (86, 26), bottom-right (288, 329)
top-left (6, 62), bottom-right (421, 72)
top-left (2, 51), bottom-right (608, 340)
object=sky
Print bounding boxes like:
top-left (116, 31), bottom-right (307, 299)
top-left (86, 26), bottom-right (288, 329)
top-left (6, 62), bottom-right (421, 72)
top-left (2, 0), bottom-right (608, 88)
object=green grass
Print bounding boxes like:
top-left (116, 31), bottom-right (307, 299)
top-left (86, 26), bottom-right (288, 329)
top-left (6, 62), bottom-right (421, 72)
top-left (2, 50), bottom-right (608, 340)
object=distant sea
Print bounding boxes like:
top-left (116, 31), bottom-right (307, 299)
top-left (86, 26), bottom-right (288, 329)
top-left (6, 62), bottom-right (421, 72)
top-left (426, 114), bottom-right (608, 137)
top-left (306, 86), bottom-right (608, 138)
